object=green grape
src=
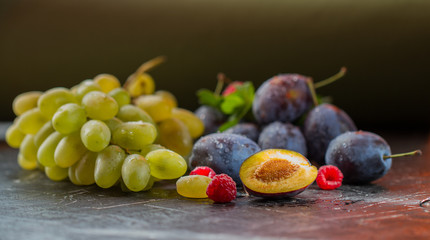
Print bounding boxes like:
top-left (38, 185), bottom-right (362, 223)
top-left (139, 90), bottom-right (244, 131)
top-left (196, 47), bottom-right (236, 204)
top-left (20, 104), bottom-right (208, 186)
top-left (52, 103), bottom-right (87, 134)
top-left (80, 120), bottom-right (111, 152)
top-left (54, 132), bottom-right (87, 168)
top-left (38, 87), bottom-right (76, 119)
top-left (82, 91), bottom-right (118, 120)
top-left (33, 121), bottom-right (55, 148)
top-left (108, 88), bottom-right (131, 108)
top-left (140, 144), bottom-right (165, 157)
top-left (171, 108), bottom-right (204, 139)
top-left (12, 91), bottom-right (42, 116)
top-left (74, 151), bottom-right (97, 185)
top-left (135, 95), bottom-right (172, 122)
top-left (103, 117), bottom-right (123, 133)
top-left (94, 74), bottom-right (120, 93)
top-left (18, 153), bottom-right (38, 170)
top-left (5, 122), bottom-right (26, 148)
top-left (16, 108), bottom-right (48, 134)
top-left (19, 134), bottom-right (38, 169)
top-left (124, 73), bottom-right (155, 97)
top-left (74, 80), bottom-right (102, 102)
top-left (155, 90), bottom-right (177, 108)
top-left (176, 175), bottom-right (212, 198)
top-left (142, 176), bottom-right (156, 191)
top-left (121, 154), bottom-right (151, 192)
top-left (156, 118), bottom-right (193, 157)
top-left (94, 145), bottom-right (126, 188)
top-left (145, 149), bottom-right (187, 180)
top-left (45, 165), bottom-right (68, 181)
top-left (116, 104), bottom-right (154, 124)
top-left (112, 121), bottom-right (157, 150)
top-left (68, 163), bottom-right (81, 185)
top-left (37, 131), bottom-right (63, 167)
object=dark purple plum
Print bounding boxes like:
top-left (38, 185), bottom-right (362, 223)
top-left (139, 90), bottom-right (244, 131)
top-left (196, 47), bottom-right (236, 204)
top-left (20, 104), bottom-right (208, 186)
top-left (258, 121), bottom-right (307, 157)
top-left (303, 103), bottom-right (357, 165)
top-left (189, 133), bottom-right (261, 185)
top-left (325, 131), bottom-right (391, 184)
top-left (194, 105), bottom-right (226, 135)
top-left (252, 74), bottom-right (313, 125)
top-left (224, 122), bottom-right (260, 142)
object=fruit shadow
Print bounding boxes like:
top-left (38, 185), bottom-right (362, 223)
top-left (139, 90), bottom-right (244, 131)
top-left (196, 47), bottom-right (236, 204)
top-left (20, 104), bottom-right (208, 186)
top-left (246, 197), bottom-right (317, 208)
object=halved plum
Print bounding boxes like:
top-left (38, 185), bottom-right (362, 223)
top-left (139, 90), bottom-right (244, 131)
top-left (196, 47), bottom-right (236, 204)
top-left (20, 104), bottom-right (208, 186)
top-left (239, 149), bottom-right (317, 198)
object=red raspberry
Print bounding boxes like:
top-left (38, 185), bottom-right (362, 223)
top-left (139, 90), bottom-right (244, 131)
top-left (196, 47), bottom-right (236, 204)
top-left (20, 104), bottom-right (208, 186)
top-left (222, 81), bottom-right (243, 96)
top-left (189, 166), bottom-right (216, 178)
top-left (206, 174), bottom-right (237, 203)
top-left (316, 165), bottom-right (344, 190)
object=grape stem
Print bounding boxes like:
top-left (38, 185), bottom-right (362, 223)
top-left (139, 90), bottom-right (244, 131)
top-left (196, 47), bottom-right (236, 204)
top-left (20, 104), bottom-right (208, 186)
top-left (306, 78), bottom-right (319, 107)
top-left (383, 150), bottom-right (422, 160)
top-left (135, 56), bottom-right (167, 76)
top-left (314, 67), bottom-right (347, 89)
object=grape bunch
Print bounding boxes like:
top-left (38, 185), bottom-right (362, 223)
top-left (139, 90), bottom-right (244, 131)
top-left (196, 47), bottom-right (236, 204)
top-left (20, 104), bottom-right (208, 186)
top-left (6, 57), bottom-right (204, 192)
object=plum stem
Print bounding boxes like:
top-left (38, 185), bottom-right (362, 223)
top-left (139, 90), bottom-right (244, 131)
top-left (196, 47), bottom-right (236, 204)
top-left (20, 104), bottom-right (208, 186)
top-left (383, 150), bottom-right (422, 160)
top-left (306, 78), bottom-right (319, 107)
top-left (314, 67), bottom-right (347, 89)
top-left (135, 56), bottom-right (166, 76)
top-left (215, 73), bottom-right (226, 96)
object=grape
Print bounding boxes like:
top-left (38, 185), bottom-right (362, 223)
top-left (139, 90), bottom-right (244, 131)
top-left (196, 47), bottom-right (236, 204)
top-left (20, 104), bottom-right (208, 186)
top-left (74, 151), bottom-right (97, 185)
top-left (176, 175), bottom-right (212, 198)
top-left (80, 120), bottom-right (111, 152)
top-left (171, 108), bottom-right (204, 139)
top-left (155, 90), bottom-right (177, 108)
top-left (19, 135), bottom-right (38, 170)
top-left (145, 149), bottom-right (187, 180)
top-left (37, 131), bottom-right (63, 167)
top-left (33, 121), bottom-right (55, 148)
top-left (94, 145), bottom-right (126, 188)
top-left (93, 74), bottom-right (120, 93)
top-left (103, 117), bottom-right (123, 133)
top-left (74, 80), bottom-right (102, 102)
top-left (45, 165), bottom-right (68, 181)
top-left (82, 91), bottom-right (119, 120)
top-left (54, 132), bottom-right (87, 168)
top-left (52, 103), bottom-right (87, 134)
top-left (38, 87), bottom-right (76, 118)
top-left (5, 123), bottom-right (25, 148)
top-left (156, 118), bottom-right (193, 157)
top-left (112, 121), bottom-right (157, 150)
top-left (108, 88), bottom-right (131, 108)
top-left (140, 144), bottom-right (165, 157)
top-left (116, 104), bottom-right (154, 124)
top-left (17, 153), bottom-right (37, 170)
top-left (16, 108), bottom-right (48, 134)
top-left (68, 163), bottom-right (81, 185)
top-left (124, 73), bottom-right (155, 97)
top-left (121, 154), bottom-right (151, 192)
top-left (12, 91), bottom-right (42, 116)
top-left (135, 95), bottom-right (172, 122)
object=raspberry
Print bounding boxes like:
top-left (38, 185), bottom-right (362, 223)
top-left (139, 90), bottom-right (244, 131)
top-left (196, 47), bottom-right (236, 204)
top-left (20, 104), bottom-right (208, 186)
top-left (222, 81), bottom-right (243, 96)
top-left (316, 165), bottom-right (343, 190)
top-left (206, 174), bottom-right (237, 203)
top-left (189, 166), bottom-right (216, 178)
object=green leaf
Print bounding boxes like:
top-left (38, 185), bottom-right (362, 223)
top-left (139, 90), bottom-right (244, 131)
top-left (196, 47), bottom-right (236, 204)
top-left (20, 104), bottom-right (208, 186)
top-left (220, 95), bottom-right (244, 114)
top-left (197, 89), bottom-right (222, 108)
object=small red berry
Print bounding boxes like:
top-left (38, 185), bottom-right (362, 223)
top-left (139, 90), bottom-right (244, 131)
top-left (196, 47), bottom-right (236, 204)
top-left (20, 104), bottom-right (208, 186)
top-left (206, 174), bottom-right (237, 203)
top-left (189, 166), bottom-right (216, 178)
top-left (316, 165), bottom-right (344, 190)
top-left (222, 81), bottom-right (243, 96)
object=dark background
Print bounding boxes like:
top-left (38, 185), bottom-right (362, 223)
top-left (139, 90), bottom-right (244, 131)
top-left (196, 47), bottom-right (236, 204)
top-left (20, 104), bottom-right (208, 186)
top-left (1, 0), bottom-right (429, 132)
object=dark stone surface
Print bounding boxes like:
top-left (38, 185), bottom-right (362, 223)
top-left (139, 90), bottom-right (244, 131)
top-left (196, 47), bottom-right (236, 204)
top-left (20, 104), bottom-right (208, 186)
top-left (0, 133), bottom-right (429, 240)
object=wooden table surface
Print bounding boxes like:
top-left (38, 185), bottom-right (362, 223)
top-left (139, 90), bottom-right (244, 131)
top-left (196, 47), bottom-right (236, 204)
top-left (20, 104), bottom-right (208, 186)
top-left (0, 132), bottom-right (429, 240)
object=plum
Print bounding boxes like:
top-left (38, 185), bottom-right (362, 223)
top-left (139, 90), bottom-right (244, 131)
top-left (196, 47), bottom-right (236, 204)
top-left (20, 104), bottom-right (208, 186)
top-left (258, 121), bottom-right (307, 156)
top-left (252, 74), bottom-right (313, 125)
top-left (194, 105), bottom-right (226, 135)
top-left (326, 131), bottom-right (421, 184)
top-left (224, 122), bottom-right (260, 142)
top-left (303, 103), bottom-right (357, 165)
top-left (189, 133), bottom-right (261, 185)
top-left (240, 149), bottom-right (317, 198)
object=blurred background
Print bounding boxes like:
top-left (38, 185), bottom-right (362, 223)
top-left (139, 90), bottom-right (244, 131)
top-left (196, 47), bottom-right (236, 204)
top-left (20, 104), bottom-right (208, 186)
top-left (1, 0), bottom-right (429, 133)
